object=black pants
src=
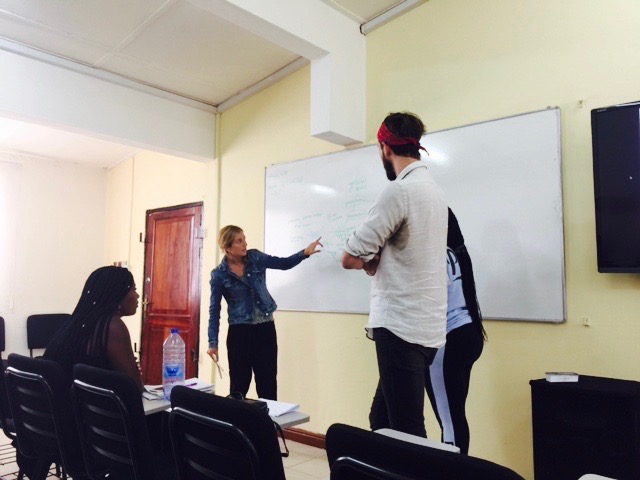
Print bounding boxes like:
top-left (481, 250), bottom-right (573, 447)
top-left (368, 328), bottom-right (437, 438)
top-left (227, 321), bottom-right (278, 400)
top-left (424, 323), bottom-right (483, 454)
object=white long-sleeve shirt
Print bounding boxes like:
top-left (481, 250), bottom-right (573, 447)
top-left (345, 161), bottom-right (448, 348)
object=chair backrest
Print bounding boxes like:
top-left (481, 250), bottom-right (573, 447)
top-left (0, 316), bottom-right (10, 433)
top-left (26, 313), bottom-right (70, 357)
top-left (332, 456), bottom-right (421, 480)
top-left (0, 317), bottom-right (12, 440)
top-left (5, 353), bottom-right (87, 479)
top-left (169, 386), bottom-right (286, 480)
top-left (326, 423), bottom-right (525, 480)
top-left (0, 357), bottom-right (15, 442)
top-left (71, 363), bottom-right (157, 480)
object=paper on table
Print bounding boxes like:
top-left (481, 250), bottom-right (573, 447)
top-left (183, 377), bottom-right (215, 392)
top-left (142, 389), bottom-right (163, 400)
top-left (258, 398), bottom-right (299, 417)
top-left (143, 378), bottom-right (214, 399)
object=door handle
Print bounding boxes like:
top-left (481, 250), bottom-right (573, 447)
top-left (191, 349), bottom-right (197, 363)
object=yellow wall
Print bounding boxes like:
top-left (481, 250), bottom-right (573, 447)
top-left (216, 1), bottom-right (640, 477)
top-left (106, 151), bottom-right (218, 383)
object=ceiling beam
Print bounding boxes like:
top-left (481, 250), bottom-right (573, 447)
top-left (0, 45), bottom-right (216, 162)
top-left (188, 0), bottom-right (366, 146)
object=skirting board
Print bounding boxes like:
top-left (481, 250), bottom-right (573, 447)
top-left (284, 427), bottom-right (326, 450)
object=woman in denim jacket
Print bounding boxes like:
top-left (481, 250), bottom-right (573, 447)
top-left (207, 225), bottom-right (322, 400)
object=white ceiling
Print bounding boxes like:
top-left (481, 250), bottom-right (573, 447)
top-left (0, 0), bottom-right (414, 168)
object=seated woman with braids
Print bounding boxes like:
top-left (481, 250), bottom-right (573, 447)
top-left (44, 266), bottom-right (144, 392)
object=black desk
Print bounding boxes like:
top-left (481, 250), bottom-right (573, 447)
top-left (530, 375), bottom-right (640, 480)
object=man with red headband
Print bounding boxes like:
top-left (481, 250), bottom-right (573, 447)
top-left (341, 111), bottom-right (448, 438)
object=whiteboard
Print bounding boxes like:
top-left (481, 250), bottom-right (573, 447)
top-left (264, 108), bottom-right (565, 322)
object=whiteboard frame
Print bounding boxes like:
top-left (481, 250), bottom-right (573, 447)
top-left (264, 108), bottom-right (566, 322)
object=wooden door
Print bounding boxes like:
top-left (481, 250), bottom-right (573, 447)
top-left (140, 203), bottom-right (203, 384)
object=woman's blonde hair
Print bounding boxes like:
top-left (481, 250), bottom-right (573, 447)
top-left (218, 225), bottom-right (243, 252)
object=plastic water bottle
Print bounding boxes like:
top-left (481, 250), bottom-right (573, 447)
top-left (162, 328), bottom-right (185, 400)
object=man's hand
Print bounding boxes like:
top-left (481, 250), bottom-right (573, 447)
top-left (363, 254), bottom-right (380, 276)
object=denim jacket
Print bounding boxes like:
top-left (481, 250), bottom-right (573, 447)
top-left (208, 249), bottom-right (306, 348)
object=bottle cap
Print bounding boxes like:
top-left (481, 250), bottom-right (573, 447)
top-left (171, 328), bottom-right (178, 334)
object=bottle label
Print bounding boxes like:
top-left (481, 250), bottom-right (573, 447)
top-left (163, 364), bottom-right (184, 379)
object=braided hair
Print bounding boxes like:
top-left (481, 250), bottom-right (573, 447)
top-left (43, 266), bottom-right (134, 375)
top-left (448, 209), bottom-right (487, 340)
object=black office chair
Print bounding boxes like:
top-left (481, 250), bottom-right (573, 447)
top-left (332, 456), bottom-right (420, 480)
top-left (0, 317), bottom-right (12, 439)
top-left (169, 386), bottom-right (286, 480)
top-left (0, 355), bottom-right (15, 442)
top-left (5, 353), bottom-right (88, 480)
top-left (71, 363), bottom-right (177, 480)
top-left (0, 316), bottom-right (6, 368)
top-left (326, 423), bottom-right (525, 480)
top-left (0, 336), bottom-right (29, 480)
top-left (26, 313), bottom-right (70, 357)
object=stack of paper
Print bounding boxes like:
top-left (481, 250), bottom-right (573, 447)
top-left (183, 377), bottom-right (215, 392)
top-left (258, 398), bottom-right (300, 417)
top-left (142, 388), bottom-right (163, 400)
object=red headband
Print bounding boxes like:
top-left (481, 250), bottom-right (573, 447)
top-left (377, 122), bottom-right (426, 152)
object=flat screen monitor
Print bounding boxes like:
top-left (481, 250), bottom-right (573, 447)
top-left (592, 101), bottom-right (640, 272)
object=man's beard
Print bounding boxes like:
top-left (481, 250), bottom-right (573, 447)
top-left (382, 156), bottom-right (396, 181)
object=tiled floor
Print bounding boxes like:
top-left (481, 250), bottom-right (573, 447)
top-left (283, 441), bottom-right (330, 479)
top-left (0, 437), bottom-right (60, 480)
top-left (0, 433), bottom-right (330, 480)
top-left (0, 442), bottom-right (20, 480)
